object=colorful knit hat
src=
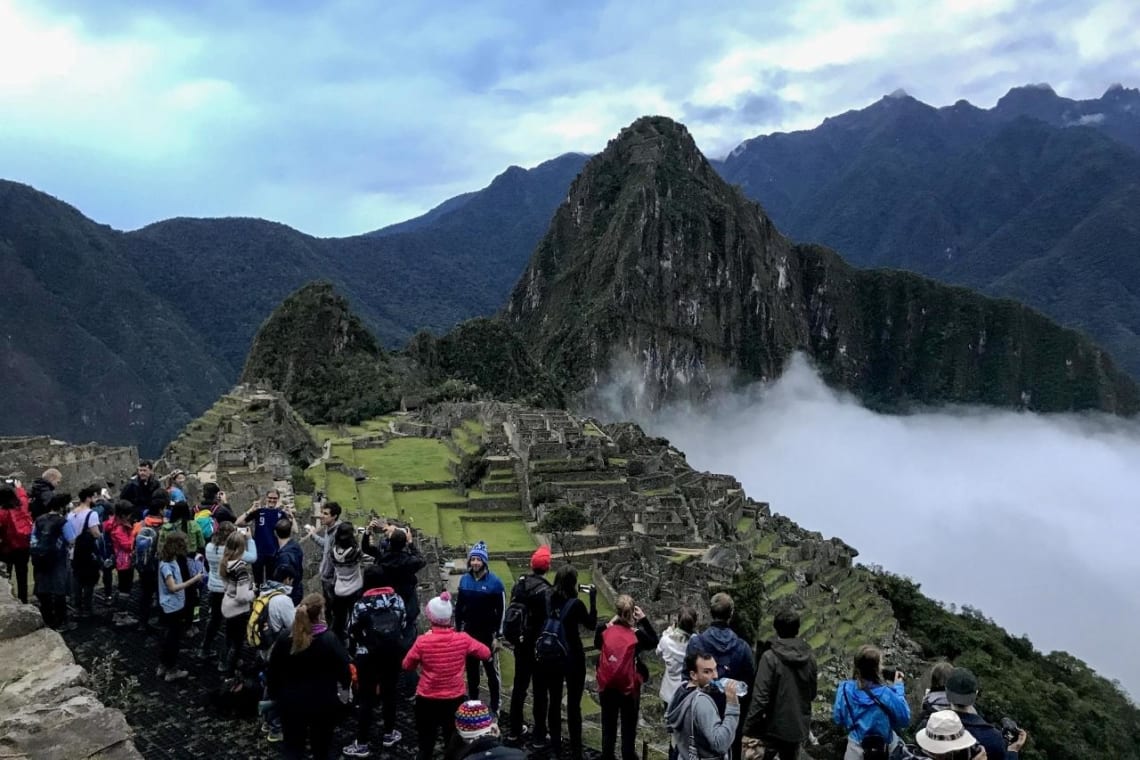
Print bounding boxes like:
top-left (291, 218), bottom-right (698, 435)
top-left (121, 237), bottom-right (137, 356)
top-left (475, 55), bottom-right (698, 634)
top-left (455, 699), bottom-right (495, 739)
top-left (468, 540), bottom-right (489, 565)
top-left (530, 544), bottom-right (552, 572)
top-left (425, 591), bottom-right (453, 626)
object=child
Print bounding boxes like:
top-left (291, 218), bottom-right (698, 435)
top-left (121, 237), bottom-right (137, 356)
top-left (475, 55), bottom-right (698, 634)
top-left (101, 500), bottom-right (136, 608)
top-left (156, 530), bottom-right (205, 681)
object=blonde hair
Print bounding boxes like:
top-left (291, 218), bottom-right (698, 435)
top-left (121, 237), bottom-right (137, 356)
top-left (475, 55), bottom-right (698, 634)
top-left (212, 520), bottom-right (235, 547)
top-left (219, 530), bottom-right (247, 579)
top-left (615, 594), bottom-right (636, 626)
top-left (291, 593), bottom-right (326, 654)
top-left (42, 468), bottom-right (62, 485)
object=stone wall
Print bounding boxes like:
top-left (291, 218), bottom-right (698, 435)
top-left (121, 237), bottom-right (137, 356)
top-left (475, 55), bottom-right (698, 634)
top-left (0, 582), bottom-right (142, 759)
top-left (0, 436), bottom-right (139, 490)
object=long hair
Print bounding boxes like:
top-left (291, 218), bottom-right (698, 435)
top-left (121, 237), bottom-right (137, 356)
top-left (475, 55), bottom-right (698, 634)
top-left (614, 594), bottom-right (636, 626)
top-left (0, 486), bottom-right (17, 510)
top-left (853, 644), bottom-right (883, 684)
top-left (552, 564), bottom-right (578, 605)
top-left (212, 520), bottom-right (235, 547)
top-left (333, 521), bottom-right (357, 549)
top-left (291, 592), bottom-right (325, 654)
top-left (170, 500), bottom-right (192, 532)
top-left (219, 529), bottom-right (247, 578)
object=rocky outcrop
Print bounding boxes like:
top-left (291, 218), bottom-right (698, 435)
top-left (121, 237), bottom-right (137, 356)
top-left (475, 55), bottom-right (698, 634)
top-left (0, 582), bottom-right (141, 760)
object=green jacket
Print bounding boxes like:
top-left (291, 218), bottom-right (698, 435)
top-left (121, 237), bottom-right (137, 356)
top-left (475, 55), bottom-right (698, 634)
top-left (159, 519), bottom-right (206, 555)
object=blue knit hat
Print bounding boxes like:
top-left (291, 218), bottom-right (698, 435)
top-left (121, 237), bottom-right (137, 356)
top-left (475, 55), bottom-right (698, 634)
top-left (468, 540), bottom-right (489, 565)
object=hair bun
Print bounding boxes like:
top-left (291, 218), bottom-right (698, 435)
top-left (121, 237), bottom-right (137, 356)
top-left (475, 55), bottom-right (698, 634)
top-left (439, 591), bottom-right (451, 602)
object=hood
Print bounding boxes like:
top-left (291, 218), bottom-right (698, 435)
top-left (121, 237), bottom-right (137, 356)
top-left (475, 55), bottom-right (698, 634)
top-left (701, 623), bottom-right (742, 653)
top-left (333, 544), bottom-right (361, 563)
top-left (30, 479), bottom-right (53, 496)
top-left (842, 680), bottom-right (895, 707)
top-left (768, 636), bottom-right (815, 667)
top-left (923, 690), bottom-right (951, 710)
top-left (665, 683), bottom-right (705, 731)
top-left (226, 558), bottom-right (248, 573)
top-left (262, 580), bottom-right (292, 596)
top-left (143, 515), bottom-right (165, 528)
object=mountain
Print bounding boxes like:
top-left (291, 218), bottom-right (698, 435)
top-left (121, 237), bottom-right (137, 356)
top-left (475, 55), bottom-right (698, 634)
top-left (505, 116), bottom-right (1140, 414)
top-left (718, 84), bottom-right (1140, 377)
top-left (0, 153), bottom-right (587, 453)
top-left (239, 281), bottom-right (399, 424)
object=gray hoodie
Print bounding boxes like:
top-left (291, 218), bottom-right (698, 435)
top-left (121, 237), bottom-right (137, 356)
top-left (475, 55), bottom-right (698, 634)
top-left (666, 682), bottom-right (740, 759)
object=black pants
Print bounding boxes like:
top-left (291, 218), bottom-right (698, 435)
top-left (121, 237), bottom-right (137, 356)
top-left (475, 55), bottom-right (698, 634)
top-left (202, 591), bottom-right (224, 651)
top-left (763, 738), bottom-right (800, 760)
top-left (137, 566), bottom-right (158, 626)
top-left (281, 704), bottom-right (338, 760)
top-left (541, 659), bottom-right (586, 757)
top-left (414, 695), bottom-right (463, 760)
top-left (355, 652), bottom-right (402, 743)
top-left (510, 645), bottom-right (547, 737)
top-left (465, 639), bottom-right (501, 712)
top-left (734, 694), bottom-right (752, 760)
top-left (2, 549), bottom-right (29, 604)
top-left (159, 608), bottom-right (184, 668)
top-left (175, 556), bottom-right (198, 625)
top-left (72, 572), bottom-right (96, 616)
top-left (600, 689), bottom-right (640, 760)
top-left (223, 612), bottom-right (249, 672)
top-left (37, 592), bottom-right (68, 628)
top-left (331, 592), bottom-right (358, 642)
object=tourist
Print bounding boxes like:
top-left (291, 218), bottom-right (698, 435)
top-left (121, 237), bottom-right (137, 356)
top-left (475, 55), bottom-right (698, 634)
top-left (446, 700), bottom-right (527, 760)
top-left (203, 522), bottom-right (240, 658)
top-left (915, 711), bottom-right (986, 760)
top-left (28, 467), bottom-right (61, 519)
top-left (305, 500), bottom-right (342, 625)
top-left (162, 500), bottom-right (207, 627)
top-left (330, 521), bottom-right (364, 641)
top-left (268, 517), bottom-right (304, 605)
top-left (687, 593), bottom-right (756, 760)
top-left (200, 482), bottom-right (237, 524)
top-left (745, 608), bottom-right (818, 760)
top-left (267, 592), bottom-right (352, 760)
top-left (919, 661), bottom-right (955, 727)
top-left (595, 594), bottom-right (659, 760)
top-left (505, 544), bottom-right (553, 743)
top-left (236, 488), bottom-right (288, 585)
top-left (120, 460), bottom-right (161, 520)
top-left (31, 493), bottom-right (75, 630)
top-left (455, 540), bottom-right (507, 714)
top-left (665, 650), bottom-right (741, 760)
top-left (832, 645), bottom-right (910, 759)
top-left (156, 530), bottom-right (204, 682)
top-left (364, 519), bottom-right (425, 632)
top-left (67, 485), bottom-right (103, 619)
top-left (403, 591), bottom-right (492, 760)
top-left (132, 491), bottom-right (168, 632)
top-left (0, 483), bottom-right (33, 604)
top-left (165, 469), bottom-right (188, 504)
top-left (253, 563), bottom-right (298, 743)
top-left (944, 668), bottom-right (1028, 760)
top-left (101, 500), bottom-right (133, 606)
top-left (220, 527), bottom-right (258, 674)
top-left (342, 577), bottom-right (409, 757)
top-left (657, 605), bottom-right (698, 707)
top-left (534, 564), bottom-right (598, 759)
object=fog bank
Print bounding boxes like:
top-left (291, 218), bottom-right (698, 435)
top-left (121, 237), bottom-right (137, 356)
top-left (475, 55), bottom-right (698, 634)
top-left (633, 356), bottom-right (1140, 697)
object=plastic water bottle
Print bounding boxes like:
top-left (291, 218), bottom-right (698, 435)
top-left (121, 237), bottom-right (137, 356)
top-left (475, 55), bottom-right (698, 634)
top-left (712, 678), bottom-right (748, 696)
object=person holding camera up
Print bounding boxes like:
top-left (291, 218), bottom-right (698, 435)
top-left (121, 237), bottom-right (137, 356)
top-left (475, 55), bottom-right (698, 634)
top-left (235, 489), bottom-right (290, 586)
top-left (944, 668), bottom-right (1028, 759)
top-left (832, 645), bottom-right (911, 759)
top-left (363, 517), bottom-right (426, 636)
top-left (595, 594), bottom-right (658, 760)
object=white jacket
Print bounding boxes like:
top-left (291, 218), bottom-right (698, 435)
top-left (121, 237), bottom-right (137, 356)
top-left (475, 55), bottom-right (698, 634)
top-left (657, 624), bottom-right (692, 704)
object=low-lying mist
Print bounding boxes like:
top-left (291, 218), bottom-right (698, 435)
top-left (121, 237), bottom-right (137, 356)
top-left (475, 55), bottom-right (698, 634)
top-left (624, 355), bottom-right (1140, 697)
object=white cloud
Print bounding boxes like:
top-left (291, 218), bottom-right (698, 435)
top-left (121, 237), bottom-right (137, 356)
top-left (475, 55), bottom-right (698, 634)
top-left (633, 355), bottom-right (1140, 697)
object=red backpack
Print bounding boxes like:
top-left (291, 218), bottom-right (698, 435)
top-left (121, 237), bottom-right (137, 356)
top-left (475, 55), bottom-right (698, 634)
top-left (596, 623), bottom-right (642, 695)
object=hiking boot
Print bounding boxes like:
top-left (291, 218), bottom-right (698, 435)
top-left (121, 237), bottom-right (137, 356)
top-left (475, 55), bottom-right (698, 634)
top-left (381, 730), bottom-right (401, 747)
top-left (342, 741), bottom-right (372, 757)
top-left (530, 736), bottom-right (550, 750)
top-left (506, 726), bottom-right (530, 744)
top-left (267, 728), bottom-right (283, 743)
top-left (164, 669), bottom-right (189, 682)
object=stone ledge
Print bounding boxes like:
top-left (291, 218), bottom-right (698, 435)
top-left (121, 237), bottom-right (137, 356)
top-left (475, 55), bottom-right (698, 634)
top-left (0, 582), bottom-right (142, 760)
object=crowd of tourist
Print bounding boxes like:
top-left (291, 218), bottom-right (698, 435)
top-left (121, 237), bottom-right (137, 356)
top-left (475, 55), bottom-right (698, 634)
top-left (0, 462), bottom-right (1032, 760)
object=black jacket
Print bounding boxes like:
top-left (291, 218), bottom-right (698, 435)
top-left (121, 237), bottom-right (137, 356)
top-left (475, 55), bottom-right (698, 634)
top-left (28, 479), bottom-right (55, 520)
top-left (270, 539), bottom-right (305, 604)
top-left (267, 629), bottom-right (351, 711)
top-left (120, 476), bottom-right (162, 517)
top-left (363, 535), bottom-right (426, 624)
top-left (746, 636), bottom-right (818, 743)
top-left (458, 736), bottom-right (526, 759)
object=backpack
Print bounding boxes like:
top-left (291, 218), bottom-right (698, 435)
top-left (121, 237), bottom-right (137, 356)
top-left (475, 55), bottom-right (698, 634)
top-left (502, 575), bottom-right (550, 649)
top-left (596, 623), bottom-right (642, 695)
top-left (29, 513), bottom-right (67, 570)
top-left (72, 511), bottom-right (102, 574)
top-left (534, 597), bottom-right (577, 666)
top-left (134, 526), bottom-right (159, 571)
top-left (194, 508), bottom-right (217, 541)
top-left (247, 588), bottom-right (287, 648)
top-left (350, 586), bottom-right (406, 655)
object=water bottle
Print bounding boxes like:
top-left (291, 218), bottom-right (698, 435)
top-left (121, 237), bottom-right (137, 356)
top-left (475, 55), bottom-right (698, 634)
top-left (712, 678), bottom-right (748, 696)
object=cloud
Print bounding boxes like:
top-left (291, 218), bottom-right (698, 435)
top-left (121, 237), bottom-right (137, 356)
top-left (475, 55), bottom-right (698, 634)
top-left (628, 355), bottom-right (1140, 697)
top-left (2, 0), bottom-right (1139, 235)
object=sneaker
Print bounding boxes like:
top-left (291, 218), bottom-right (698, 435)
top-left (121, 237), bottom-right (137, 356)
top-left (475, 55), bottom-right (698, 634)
top-left (530, 737), bottom-right (550, 750)
top-left (164, 669), bottom-right (189, 682)
top-left (155, 665), bottom-right (167, 678)
top-left (505, 725), bottom-right (530, 744)
top-left (267, 728), bottom-right (283, 743)
top-left (342, 741), bottom-right (372, 757)
top-left (381, 730), bottom-right (401, 747)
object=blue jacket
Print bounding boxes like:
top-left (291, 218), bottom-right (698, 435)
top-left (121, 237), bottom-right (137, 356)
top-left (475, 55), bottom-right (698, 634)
top-left (686, 622), bottom-right (756, 685)
top-left (832, 680), bottom-right (910, 743)
top-left (270, 539), bottom-right (305, 604)
top-left (455, 569), bottom-right (506, 643)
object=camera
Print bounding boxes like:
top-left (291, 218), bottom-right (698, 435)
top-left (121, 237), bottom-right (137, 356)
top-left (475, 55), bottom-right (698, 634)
top-left (1000, 717), bottom-right (1020, 745)
top-left (578, 583), bottom-right (596, 594)
top-left (881, 667), bottom-right (899, 682)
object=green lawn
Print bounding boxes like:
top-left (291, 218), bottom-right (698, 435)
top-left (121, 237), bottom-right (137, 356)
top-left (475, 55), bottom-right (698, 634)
top-left (462, 518), bottom-right (536, 552)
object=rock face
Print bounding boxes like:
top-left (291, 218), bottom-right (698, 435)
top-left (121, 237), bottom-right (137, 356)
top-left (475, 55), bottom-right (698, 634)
top-left (0, 581), bottom-right (141, 760)
top-left (506, 116), bottom-right (1140, 414)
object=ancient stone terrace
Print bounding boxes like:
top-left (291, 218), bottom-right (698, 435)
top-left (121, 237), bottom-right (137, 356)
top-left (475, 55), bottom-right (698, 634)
top-left (0, 436), bottom-right (138, 489)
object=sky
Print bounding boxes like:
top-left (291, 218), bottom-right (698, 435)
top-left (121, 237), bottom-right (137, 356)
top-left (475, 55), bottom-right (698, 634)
top-left (2, 0), bottom-right (1139, 237)
top-left (635, 355), bottom-right (1140, 698)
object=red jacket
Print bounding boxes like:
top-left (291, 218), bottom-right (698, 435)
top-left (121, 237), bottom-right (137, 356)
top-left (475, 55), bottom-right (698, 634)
top-left (0, 487), bottom-right (33, 553)
top-left (402, 625), bottom-right (491, 699)
top-left (103, 517), bottom-right (135, 571)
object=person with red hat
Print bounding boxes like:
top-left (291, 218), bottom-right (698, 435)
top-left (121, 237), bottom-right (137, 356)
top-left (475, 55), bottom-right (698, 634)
top-left (504, 544), bottom-right (553, 743)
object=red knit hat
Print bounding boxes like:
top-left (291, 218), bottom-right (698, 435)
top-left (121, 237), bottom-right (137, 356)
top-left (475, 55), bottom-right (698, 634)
top-left (531, 544), bottom-right (552, 572)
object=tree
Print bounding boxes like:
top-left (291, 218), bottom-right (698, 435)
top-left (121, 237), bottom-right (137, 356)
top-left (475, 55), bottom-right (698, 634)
top-left (538, 504), bottom-right (588, 560)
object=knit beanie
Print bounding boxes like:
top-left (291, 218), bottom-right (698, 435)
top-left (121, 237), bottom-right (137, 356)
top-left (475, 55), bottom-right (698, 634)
top-left (468, 540), bottom-right (489, 566)
top-left (455, 700), bottom-right (495, 739)
top-left (530, 544), bottom-right (552, 572)
top-left (425, 591), bottom-right (453, 626)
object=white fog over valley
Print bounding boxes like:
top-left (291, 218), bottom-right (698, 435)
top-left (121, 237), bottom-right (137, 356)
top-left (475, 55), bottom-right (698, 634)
top-left (622, 355), bottom-right (1140, 698)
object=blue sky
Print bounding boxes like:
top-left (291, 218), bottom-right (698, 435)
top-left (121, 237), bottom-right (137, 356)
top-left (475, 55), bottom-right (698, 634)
top-left (2, 0), bottom-right (1138, 236)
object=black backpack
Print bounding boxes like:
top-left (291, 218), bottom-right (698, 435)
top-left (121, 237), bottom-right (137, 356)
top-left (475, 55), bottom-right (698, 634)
top-left (29, 513), bottom-right (67, 570)
top-left (72, 511), bottom-right (102, 574)
top-left (534, 597), bottom-right (577, 666)
top-left (503, 575), bottom-right (551, 649)
top-left (349, 587), bottom-right (407, 655)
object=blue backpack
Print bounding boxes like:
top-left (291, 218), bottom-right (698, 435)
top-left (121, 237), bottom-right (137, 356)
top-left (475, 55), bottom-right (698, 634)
top-left (534, 597), bottom-right (577, 665)
top-left (134, 526), bottom-right (159, 571)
